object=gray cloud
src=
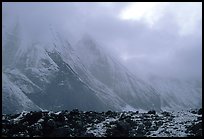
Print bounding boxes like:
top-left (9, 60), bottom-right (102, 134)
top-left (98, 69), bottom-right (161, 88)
top-left (3, 2), bottom-right (202, 80)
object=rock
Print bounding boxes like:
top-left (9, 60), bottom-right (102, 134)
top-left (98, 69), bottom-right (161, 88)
top-left (23, 112), bottom-right (42, 125)
top-left (8, 123), bottom-right (27, 135)
top-left (125, 117), bottom-right (133, 123)
top-left (95, 115), bottom-right (105, 122)
top-left (85, 116), bottom-right (93, 124)
top-left (155, 116), bottom-right (161, 120)
top-left (155, 121), bottom-right (163, 127)
top-left (197, 117), bottom-right (202, 121)
top-left (149, 125), bottom-right (159, 131)
top-left (48, 126), bottom-right (71, 137)
top-left (105, 111), bottom-right (117, 118)
top-left (105, 110), bottom-right (113, 115)
top-left (146, 131), bottom-right (151, 135)
top-left (3, 109), bottom-right (201, 137)
top-left (187, 122), bottom-right (202, 136)
top-left (148, 110), bottom-right (156, 115)
top-left (116, 121), bottom-right (130, 132)
top-left (136, 124), bottom-right (146, 137)
top-left (10, 113), bottom-right (21, 119)
top-left (55, 113), bottom-right (65, 123)
top-left (129, 129), bottom-right (137, 137)
top-left (41, 118), bottom-right (56, 135)
top-left (106, 121), bottom-right (130, 137)
top-left (164, 130), bottom-right (170, 134)
top-left (195, 129), bottom-right (202, 136)
top-left (143, 121), bottom-right (152, 128)
top-left (47, 119), bottom-right (56, 128)
top-left (29, 123), bottom-right (43, 137)
top-left (70, 109), bottom-right (79, 115)
top-left (191, 110), bottom-right (197, 114)
top-left (143, 117), bottom-right (150, 121)
top-left (161, 111), bottom-right (171, 117)
top-left (2, 119), bottom-right (10, 125)
top-left (83, 133), bottom-right (95, 137)
top-left (119, 114), bottom-right (131, 121)
top-left (167, 116), bottom-right (174, 121)
top-left (74, 120), bottom-right (84, 130)
top-left (197, 108), bottom-right (202, 115)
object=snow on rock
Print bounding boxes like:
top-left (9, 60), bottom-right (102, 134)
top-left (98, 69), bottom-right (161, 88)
top-left (148, 110), bottom-right (202, 137)
top-left (146, 76), bottom-right (202, 111)
top-left (2, 22), bottom-right (201, 114)
top-left (4, 69), bottom-right (42, 94)
top-left (74, 35), bottom-right (162, 111)
top-left (86, 117), bottom-right (119, 137)
top-left (2, 73), bottom-right (41, 114)
top-left (2, 109), bottom-right (202, 137)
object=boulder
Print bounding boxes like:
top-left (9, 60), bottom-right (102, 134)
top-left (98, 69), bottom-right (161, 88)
top-left (191, 110), bottom-right (197, 114)
top-left (143, 121), bottom-right (152, 128)
top-left (23, 112), bottom-right (42, 125)
top-left (147, 110), bottom-right (156, 115)
top-left (70, 109), bottom-right (79, 115)
top-left (83, 133), bottom-right (95, 137)
top-left (47, 119), bottom-right (56, 128)
top-left (116, 121), bottom-right (130, 132)
top-left (48, 126), bottom-right (72, 137)
top-left (197, 108), bottom-right (202, 115)
top-left (161, 111), bottom-right (171, 117)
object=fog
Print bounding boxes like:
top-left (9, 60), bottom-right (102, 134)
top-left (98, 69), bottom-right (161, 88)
top-left (2, 2), bottom-right (202, 80)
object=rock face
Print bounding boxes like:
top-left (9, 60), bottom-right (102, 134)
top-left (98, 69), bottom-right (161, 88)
top-left (2, 25), bottom-right (161, 114)
top-left (2, 109), bottom-right (202, 137)
top-left (3, 23), bottom-right (202, 114)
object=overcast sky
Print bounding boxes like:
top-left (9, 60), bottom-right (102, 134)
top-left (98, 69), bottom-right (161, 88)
top-left (3, 2), bottom-right (202, 80)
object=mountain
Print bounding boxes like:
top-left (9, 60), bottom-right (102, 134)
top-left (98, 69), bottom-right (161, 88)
top-left (145, 76), bottom-right (202, 110)
top-left (74, 36), bottom-right (162, 111)
top-left (2, 73), bottom-right (41, 114)
top-left (2, 25), bottom-right (131, 114)
top-left (2, 24), bottom-right (202, 114)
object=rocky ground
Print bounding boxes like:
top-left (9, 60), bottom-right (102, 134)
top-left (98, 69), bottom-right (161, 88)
top-left (2, 108), bottom-right (202, 137)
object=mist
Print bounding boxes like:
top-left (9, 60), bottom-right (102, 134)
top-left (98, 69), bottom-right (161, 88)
top-left (3, 2), bottom-right (202, 80)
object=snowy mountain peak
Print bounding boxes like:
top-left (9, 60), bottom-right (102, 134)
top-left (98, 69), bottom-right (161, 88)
top-left (2, 24), bottom-right (202, 114)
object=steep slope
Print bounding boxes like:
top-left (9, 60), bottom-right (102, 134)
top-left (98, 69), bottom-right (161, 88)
top-left (46, 29), bottom-right (137, 111)
top-left (2, 26), bottom-right (131, 114)
top-left (2, 73), bottom-right (41, 114)
top-left (145, 76), bottom-right (202, 110)
top-left (2, 23), bottom-right (21, 70)
top-left (74, 36), bottom-right (162, 111)
top-left (3, 46), bottom-right (113, 113)
top-left (74, 36), bottom-right (202, 111)
top-left (2, 23), bottom-right (201, 114)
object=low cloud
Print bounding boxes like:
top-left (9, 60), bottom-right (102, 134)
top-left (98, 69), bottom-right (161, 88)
top-left (3, 2), bottom-right (202, 80)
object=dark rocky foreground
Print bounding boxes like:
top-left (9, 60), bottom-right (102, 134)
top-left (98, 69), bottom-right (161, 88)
top-left (2, 108), bottom-right (202, 137)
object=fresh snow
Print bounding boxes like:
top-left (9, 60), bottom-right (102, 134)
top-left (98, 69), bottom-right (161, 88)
top-left (148, 110), bottom-right (200, 137)
top-left (86, 117), bottom-right (119, 137)
top-left (2, 23), bottom-right (202, 113)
